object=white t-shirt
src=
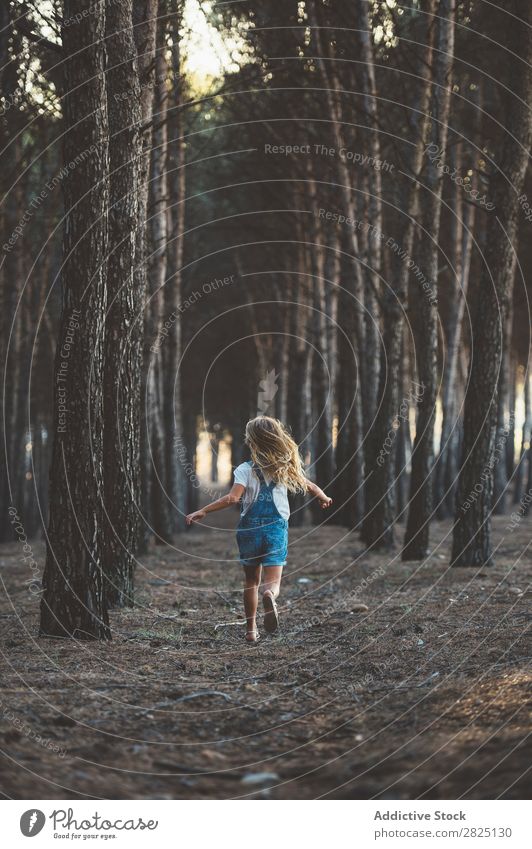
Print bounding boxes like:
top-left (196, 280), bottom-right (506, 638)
top-left (233, 461), bottom-right (290, 520)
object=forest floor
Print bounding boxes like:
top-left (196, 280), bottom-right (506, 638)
top-left (0, 505), bottom-right (530, 800)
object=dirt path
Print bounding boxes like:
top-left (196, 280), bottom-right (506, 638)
top-left (0, 513), bottom-right (530, 799)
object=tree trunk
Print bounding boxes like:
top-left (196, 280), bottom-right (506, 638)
top-left (362, 0), bottom-right (437, 550)
top-left (183, 408), bottom-right (199, 513)
top-left (287, 262), bottom-right (313, 526)
top-left (134, 0), bottom-right (158, 553)
top-left (274, 300), bottom-right (290, 424)
top-left (164, 0), bottom-right (187, 534)
top-left (40, 0), bottom-right (111, 639)
top-left (525, 445), bottom-right (532, 516)
top-left (435, 129), bottom-right (477, 517)
top-left (102, 0), bottom-right (143, 607)
top-left (506, 352), bottom-right (516, 480)
top-left (147, 12), bottom-right (173, 541)
top-left (1, 150), bottom-right (24, 540)
top-left (403, 0), bottom-right (456, 560)
top-left (308, 184), bottom-right (335, 514)
top-left (308, 0), bottom-right (368, 517)
top-left (334, 239), bottom-right (364, 526)
top-left (493, 303), bottom-right (513, 513)
top-left (395, 329), bottom-right (412, 520)
top-left (514, 363), bottom-right (531, 505)
top-left (357, 0), bottom-right (382, 438)
top-left (452, 3), bottom-right (532, 567)
top-left (0, 2), bottom-right (20, 542)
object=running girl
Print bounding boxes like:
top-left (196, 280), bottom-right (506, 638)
top-left (185, 416), bottom-right (332, 642)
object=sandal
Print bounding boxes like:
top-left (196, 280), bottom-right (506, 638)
top-left (245, 630), bottom-right (260, 643)
top-left (263, 591), bottom-right (279, 633)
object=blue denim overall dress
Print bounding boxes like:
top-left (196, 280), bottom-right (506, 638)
top-left (236, 463), bottom-right (288, 567)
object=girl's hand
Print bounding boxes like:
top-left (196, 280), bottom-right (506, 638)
top-left (319, 495), bottom-right (332, 509)
top-left (186, 509), bottom-right (206, 526)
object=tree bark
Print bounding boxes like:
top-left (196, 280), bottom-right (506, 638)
top-left (506, 351), bottom-right (516, 480)
top-left (357, 0), bottom-right (382, 436)
top-left (362, 0), bottom-right (437, 550)
top-left (493, 302), bottom-right (514, 513)
top-left (403, 0), bottom-right (456, 560)
top-left (308, 178), bottom-right (335, 512)
top-left (435, 129), bottom-right (477, 517)
top-left (146, 10), bottom-right (173, 542)
top-left (40, 0), bottom-right (111, 639)
top-left (164, 0), bottom-right (187, 534)
top-left (102, 0), bottom-right (143, 607)
top-left (395, 328), bottom-right (412, 520)
top-left (514, 363), bottom-right (531, 505)
top-left (451, 2), bottom-right (532, 567)
top-left (0, 5), bottom-right (25, 542)
top-left (134, 0), bottom-right (158, 552)
top-left (308, 0), bottom-right (368, 521)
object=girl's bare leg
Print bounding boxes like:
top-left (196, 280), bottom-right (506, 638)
top-left (262, 565), bottom-right (283, 599)
top-left (243, 564), bottom-right (262, 640)
top-left (262, 566), bottom-right (283, 632)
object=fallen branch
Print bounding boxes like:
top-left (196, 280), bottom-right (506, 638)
top-left (138, 690), bottom-right (257, 713)
top-left (214, 619), bottom-right (245, 631)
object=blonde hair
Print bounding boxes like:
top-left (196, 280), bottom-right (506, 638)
top-left (245, 416), bottom-right (307, 494)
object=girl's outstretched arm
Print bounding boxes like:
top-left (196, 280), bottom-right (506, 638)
top-left (185, 483), bottom-right (245, 525)
top-left (304, 478), bottom-right (332, 509)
